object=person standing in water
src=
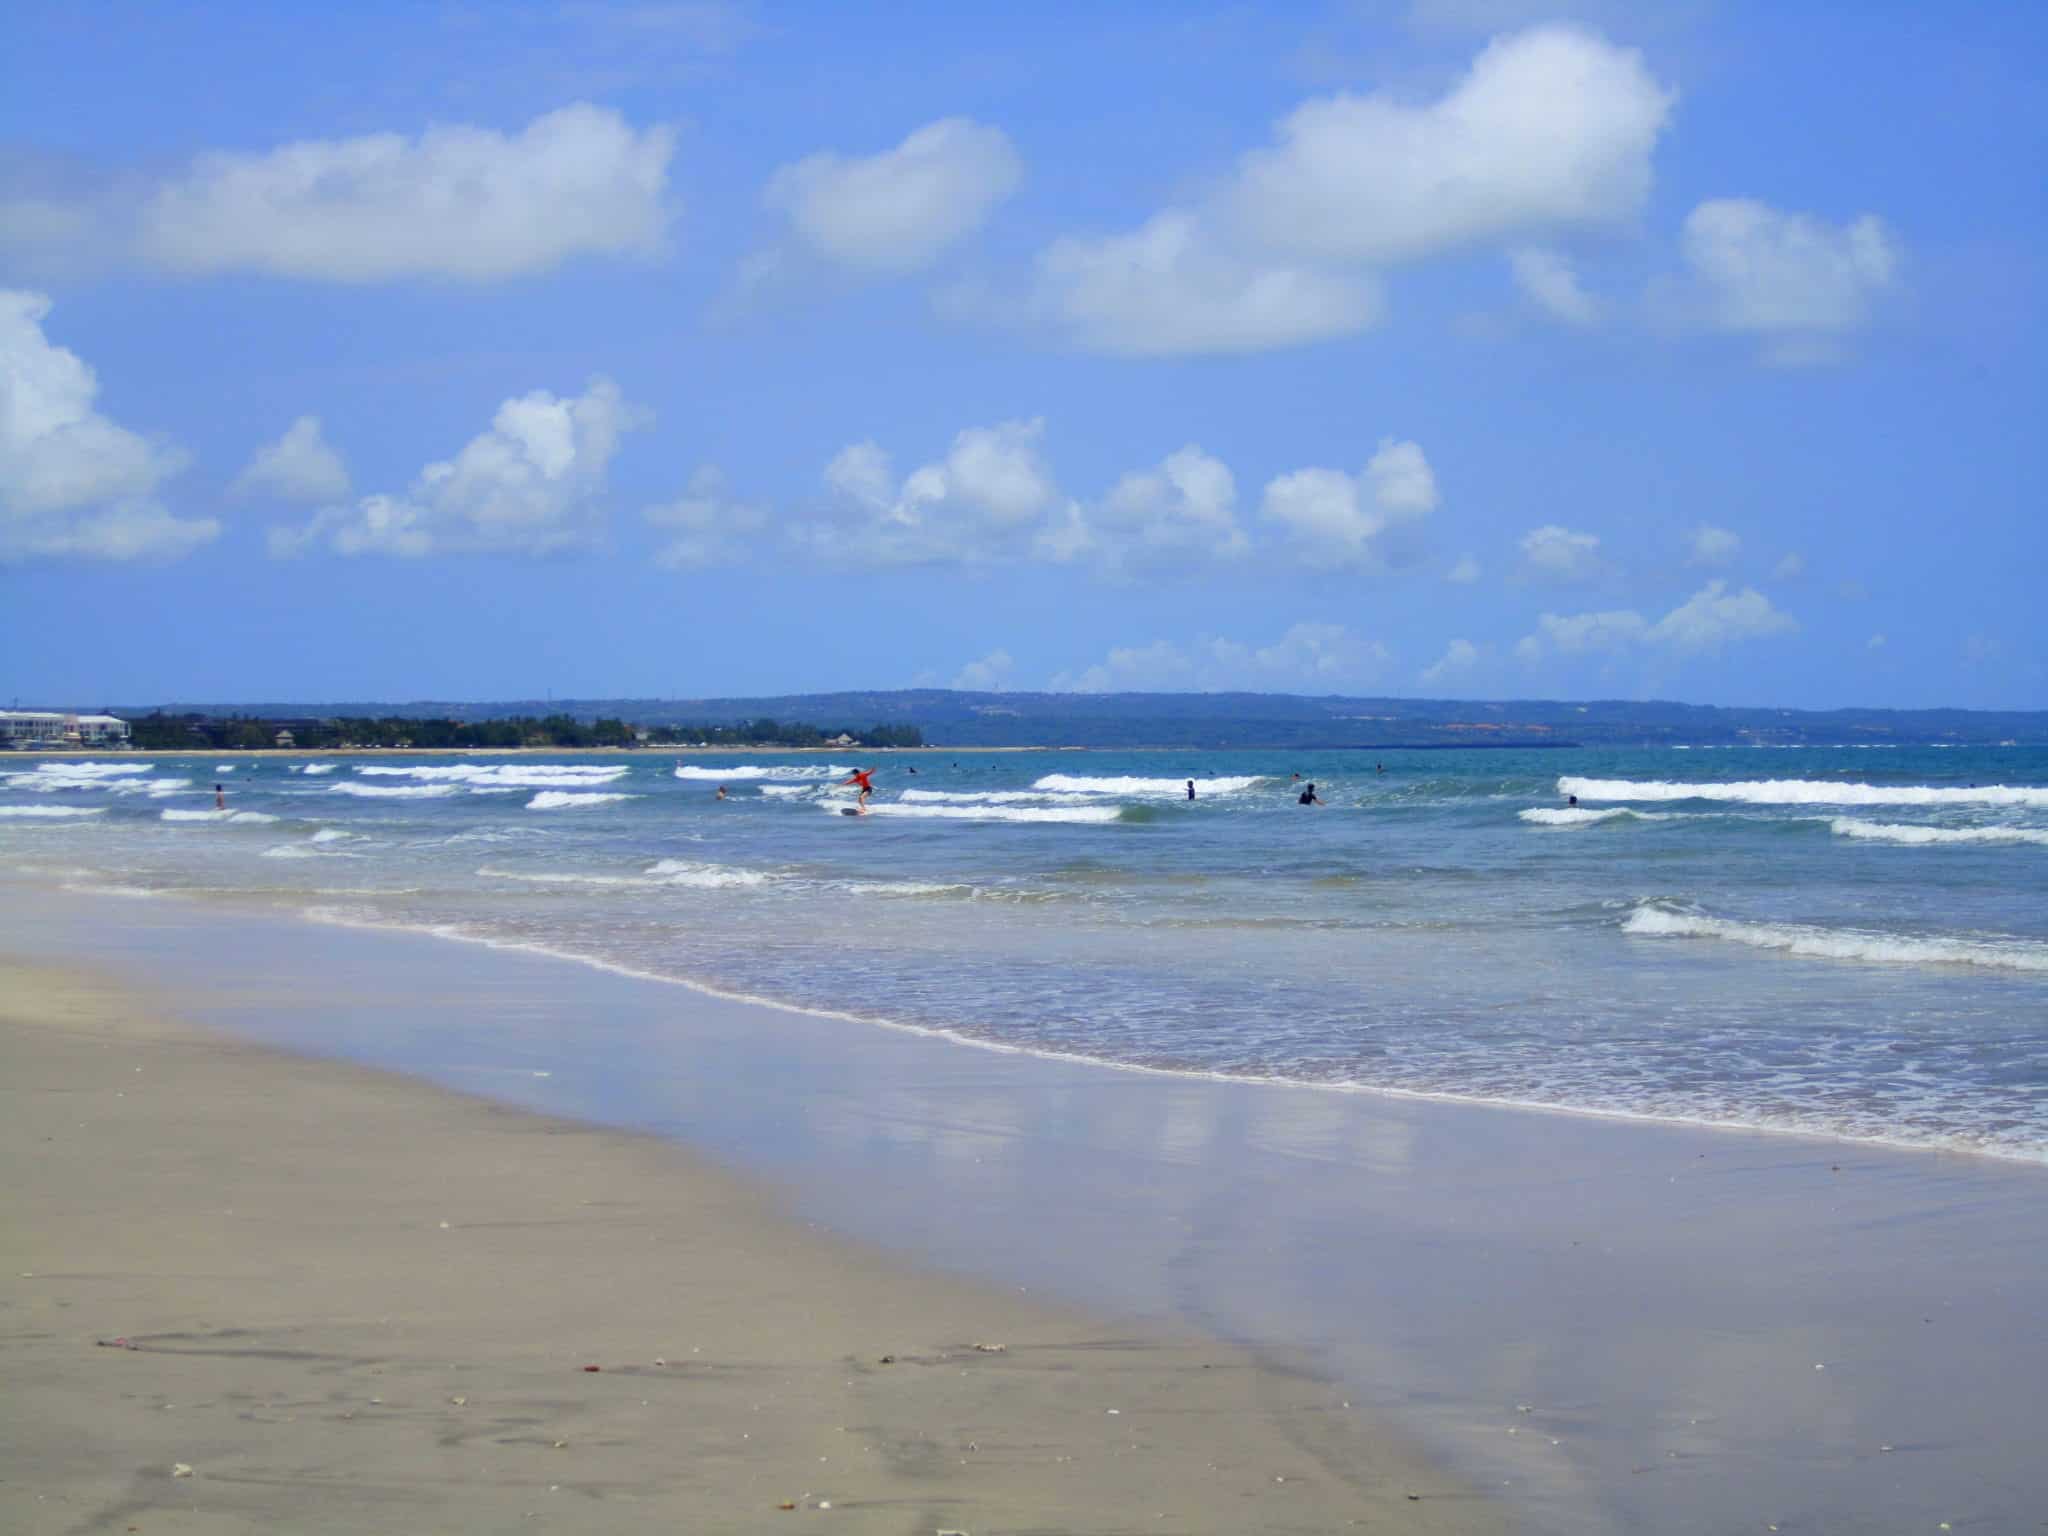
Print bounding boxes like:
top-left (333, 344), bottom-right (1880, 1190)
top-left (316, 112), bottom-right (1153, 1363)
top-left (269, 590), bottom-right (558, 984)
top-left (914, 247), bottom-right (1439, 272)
top-left (839, 765), bottom-right (877, 814)
top-left (1298, 783), bottom-right (1325, 806)
top-left (214, 782), bottom-right (226, 810)
top-left (1186, 780), bottom-right (1196, 801)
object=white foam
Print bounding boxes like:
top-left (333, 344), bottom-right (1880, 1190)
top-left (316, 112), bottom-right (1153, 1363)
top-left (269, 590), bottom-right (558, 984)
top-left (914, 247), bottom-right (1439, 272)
top-left (216, 764), bottom-right (238, 772)
top-left (299, 763), bottom-right (338, 775)
top-left (1623, 902), bottom-right (2048, 973)
top-left (673, 763), bottom-right (851, 781)
top-left (644, 858), bottom-right (772, 887)
top-left (1563, 775), bottom-right (2048, 808)
top-left (1032, 774), bottom-right (1266, 797)
top-left (524, 790), bottom-right (633, 810)
top-left (1521, 807), bottom-right (1650, 827)
top-left (900, 788), bottom-right (1095, 805)
top-left (28, 762), bottom-right (149, 779)
top-left (1828, 817), bottom-right (2048, 848)
top-left (841, 802), bottom-right (1123, 824)
top-left (358, 763), bottom-right (629, 787)
top-left (310, 827), bottom-right (352, 843)
top-left (160, 808), bottom-right (281, 823)
top-left (329, 781), bottom-right (462, 799)
top-left (758, 784), bottom-right (822, 798)
top-left (0, 804), bottom-right (107, 818)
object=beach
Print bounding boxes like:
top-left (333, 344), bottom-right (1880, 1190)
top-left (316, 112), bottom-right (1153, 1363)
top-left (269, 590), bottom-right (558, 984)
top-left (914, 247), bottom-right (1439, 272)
top-left (0, 950), bottom-right (1487, 1535)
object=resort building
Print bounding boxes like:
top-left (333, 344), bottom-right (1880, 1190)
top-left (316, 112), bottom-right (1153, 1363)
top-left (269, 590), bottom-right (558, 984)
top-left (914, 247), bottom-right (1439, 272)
top-left (0, 710), bottom-right (132, 749)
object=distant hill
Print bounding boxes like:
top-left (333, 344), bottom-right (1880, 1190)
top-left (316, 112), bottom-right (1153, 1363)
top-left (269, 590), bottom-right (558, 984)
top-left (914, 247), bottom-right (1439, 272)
top-left (103, 690), bottom-right (2048, 749)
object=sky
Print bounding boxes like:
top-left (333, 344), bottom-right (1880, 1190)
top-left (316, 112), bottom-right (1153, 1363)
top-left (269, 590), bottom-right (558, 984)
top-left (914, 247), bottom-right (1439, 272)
top-left (2, 0), bottom-right (2042, 711)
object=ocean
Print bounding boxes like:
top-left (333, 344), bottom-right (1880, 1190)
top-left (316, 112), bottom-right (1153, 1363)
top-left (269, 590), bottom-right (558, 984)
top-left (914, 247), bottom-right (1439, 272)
top-left (5, 743), bottom-right (2045, 1163)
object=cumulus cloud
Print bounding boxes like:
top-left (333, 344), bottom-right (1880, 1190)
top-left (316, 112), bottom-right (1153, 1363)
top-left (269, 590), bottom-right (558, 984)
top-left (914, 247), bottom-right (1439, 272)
top-left (1447, 553), bottom-right (1482, 583)
top-left (1052, 622), bottom-right (1390, 693)
top-left (643, 464), bottom-right (767, 569)
top-left (0, 289), bottom-right (213, 561)
top-left (1014, 26), bottom-right (1667, 357)
top-left (952, 649), bottom-right (1015, 690)
top-left (1516, 580), bottom-right (1795, 661)
top-left (1077, 444), bottom-right (1248, 567)
top-left (1517, 523), bottom-right (1602, 581)
top-left (140, 105), bottom-right (672, 282)
top-left (804, 418), bottom-right (1060, 564)
top-left (1647, 579), bottom-right (1796, 653)
top-left (1261, 437), bottom-right (1439, 567)
top-left (1229, 27), bottom-right (1673, 265)
top-left (1510, 246), bottom-right (1598, 325)
top-left (1686, 524), bottom-right (1740, 567)
top-left (1421, 638), bottom-right (1482, 685)
top-left (1678, 199), bottom-right (1900, 363)
top-left (766, 118), bottom-right (1021, 275)
top-left (271, 377), bottom-right (642, 556)
top-left (1030, 211), bottom-right (1381, 357)
top-left (232, 416), bottom-right (350, 503)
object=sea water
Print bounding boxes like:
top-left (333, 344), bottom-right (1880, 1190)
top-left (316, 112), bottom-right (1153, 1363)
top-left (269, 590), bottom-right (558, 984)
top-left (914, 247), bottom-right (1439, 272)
top-left (4, 743), bottom-right (2044, 1161)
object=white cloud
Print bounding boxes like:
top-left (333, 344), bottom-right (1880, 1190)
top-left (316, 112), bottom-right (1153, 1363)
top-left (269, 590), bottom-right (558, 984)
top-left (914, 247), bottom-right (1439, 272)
top-left (1053, 622), bottom-right (1390, 693)
top-left (1516, 606), bottom-right (1646, 660)
top-left (1230, 27), bottom-right (1673, 266)
top-left (232, 415), bottom-right (350, 503)
top-left (1647, 579), bottom-right (1796, 653)
top-left (1773, 551), bottom-right (1806, 581)
top-left (806, 418), bottom-right (1060, 564)
top-left (1262, 437), bottom-right (1438, 567)
top-left (1518, 523), bottom-right (1602, 581)
top-left (1421, 638), bottom-right (1481, 685)
top-left (766, 118), bottom-right (1020, 275)
top-left (1515, 580), bottom-right (1796, 662)
top-left (952, 649), bottom-right (1015, 691)
top-left (643, 463), bottom-right (766, 569)
top-left (141, 105), bottom-right (673, 281)
top-left (1081, 444), bottom-right (1248, 567)
top-left (1031, 211), bottom-right (1381, 357)
top-left (0, 289), bottom-right (213, 561)
top-left (1679, 199), bottom-right (1900, 362)
top-left (1686, 524), bottom-right (1740, 567)
top-left (272, 377), bottom-right (641, 556)
top-left (1510, 246), bottom-right (1598, 325)
top-left (1447, 553), bottom-right (1482, 583)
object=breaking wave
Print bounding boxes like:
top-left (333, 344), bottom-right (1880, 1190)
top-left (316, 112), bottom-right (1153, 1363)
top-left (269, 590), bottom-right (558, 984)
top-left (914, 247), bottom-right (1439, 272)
top-left (901, 788), bottom-right (1095, 805)
top-left (297, 763), bottom-right (338, 775)
top-left (1563, 776), bottom-right (2048, 808)
top-left (0, 804), bottom-right (107, 819)
top-left (1828, 817), bottom-right (2048, 848)
top-left (845, 802), bottom-right (1124, 825)
top-left (359, 763), bottom-right (630, 787)
top-left (1520, 807), bottom-right (1674, 827)
top-left (1032, 774), bottom-right (1268, 796)
top-left (525, 791), bottom-right (634, 810)
top-left (1623, 901), bottom-right (2048, 973)
top-left (329, 781), bottom-right (462, 799)
top-left (160, 808), bottom-right (281, 823)
top-left (674, 763), bottom-right (850, 781)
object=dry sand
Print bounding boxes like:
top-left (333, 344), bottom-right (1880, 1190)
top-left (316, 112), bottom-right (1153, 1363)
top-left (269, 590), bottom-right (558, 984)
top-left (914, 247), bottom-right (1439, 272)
top-left (0, 959), bottom-right (1496, 1535)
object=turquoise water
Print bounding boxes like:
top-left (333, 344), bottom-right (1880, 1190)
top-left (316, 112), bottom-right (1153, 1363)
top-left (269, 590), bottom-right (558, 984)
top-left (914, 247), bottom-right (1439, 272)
top-left (6, 743), bottom-right (2045, 1159)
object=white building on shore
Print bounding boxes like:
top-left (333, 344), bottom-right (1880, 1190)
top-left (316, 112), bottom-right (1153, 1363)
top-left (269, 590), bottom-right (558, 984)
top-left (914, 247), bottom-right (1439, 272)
top-left (0, 710), bottom-right (132, 749)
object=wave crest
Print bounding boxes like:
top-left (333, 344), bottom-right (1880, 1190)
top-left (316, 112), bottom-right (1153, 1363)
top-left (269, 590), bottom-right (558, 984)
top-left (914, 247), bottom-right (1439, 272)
top-left (1564, 776), bottom-right (2048, 808)
top-left (1623, 901), bottom-right (2048, 972)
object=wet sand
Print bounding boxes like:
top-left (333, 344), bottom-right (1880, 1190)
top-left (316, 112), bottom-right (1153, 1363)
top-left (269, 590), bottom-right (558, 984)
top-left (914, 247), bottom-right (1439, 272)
top-left (0, 957), bottom-right (1492, 1535)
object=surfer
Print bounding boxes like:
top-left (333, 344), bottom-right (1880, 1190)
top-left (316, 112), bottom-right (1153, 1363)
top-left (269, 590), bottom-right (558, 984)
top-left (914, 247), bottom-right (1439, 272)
top-left (839, 766), bottom-right (877, 814)
top-left (1298, 783), bottom-right (1324, 806)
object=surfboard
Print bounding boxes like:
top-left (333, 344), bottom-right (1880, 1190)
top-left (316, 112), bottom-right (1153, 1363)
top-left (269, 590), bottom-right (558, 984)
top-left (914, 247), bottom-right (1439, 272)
top-left (839, 807), bottom-right (864, 816)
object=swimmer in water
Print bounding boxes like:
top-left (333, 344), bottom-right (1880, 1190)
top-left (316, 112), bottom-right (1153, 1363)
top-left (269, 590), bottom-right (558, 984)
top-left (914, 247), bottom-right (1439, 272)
top-left (1298, 783), bottom-right (1324, 806)
top-left (838, 765), bottom-right (877, 813)
top-left (716, 786), bottom-right (728, 800)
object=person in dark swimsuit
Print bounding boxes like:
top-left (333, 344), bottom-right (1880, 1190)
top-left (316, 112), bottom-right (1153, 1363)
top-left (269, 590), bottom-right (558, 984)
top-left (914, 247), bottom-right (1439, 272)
top-left (1298, 783), bottom-right (1324, 806)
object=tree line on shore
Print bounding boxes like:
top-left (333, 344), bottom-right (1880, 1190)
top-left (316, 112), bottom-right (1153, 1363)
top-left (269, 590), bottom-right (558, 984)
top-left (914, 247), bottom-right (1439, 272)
top-left (126, 713), bottom-right (923, 752)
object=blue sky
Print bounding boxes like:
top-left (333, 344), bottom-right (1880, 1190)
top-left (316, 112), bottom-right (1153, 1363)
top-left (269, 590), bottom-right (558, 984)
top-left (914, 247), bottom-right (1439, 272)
top-left (2, 0), bottom-right (2041, 710)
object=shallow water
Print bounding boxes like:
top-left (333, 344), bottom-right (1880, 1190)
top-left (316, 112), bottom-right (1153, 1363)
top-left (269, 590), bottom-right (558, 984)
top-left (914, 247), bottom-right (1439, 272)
top-left (4, 742), bottom-right (2044, 1159)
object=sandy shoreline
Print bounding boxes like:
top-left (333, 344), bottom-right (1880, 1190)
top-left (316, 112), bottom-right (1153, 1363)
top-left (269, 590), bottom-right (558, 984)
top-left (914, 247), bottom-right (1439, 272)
top-left (0, 958), bottom-right (1493, 1535)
